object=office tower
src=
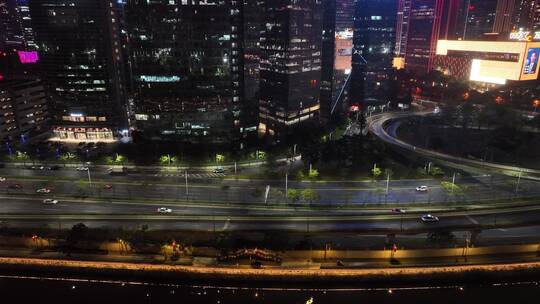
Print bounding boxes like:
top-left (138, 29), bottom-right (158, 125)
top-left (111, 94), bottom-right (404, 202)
top-left (29, 0), bottom-right (128, 141)
top-left (258, 0), bottom-right (323, 137)
top-left (350, 0), bottom-right (398, 104)
top-left (513, 0), bottom-right (540, 30)
top-left (126, 0), bottom-right (244, 143)
top-left (321, 0), bottom-right (337, 122)
top-left (320, 0), bottom-right (353, 122)
top-left (1, 0), bottom-right (22, 50)
top-left (395, 0), bottom-right (411, 57)
top-left (494, 0), bottom-right (516, 34)
top-left (404, 0), bottom-right (461, 75)
top-left (0, 80), bottom-right (48, 143)
top-left (336, 0), bottom-right (354, 31)
top-left (462, 0), bottom-right (498, 40)
top-left (240, 0), bottom-right (264, 137)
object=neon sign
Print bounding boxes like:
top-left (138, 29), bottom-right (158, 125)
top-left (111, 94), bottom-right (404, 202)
top-left (509, 30), bottom-right (540, 41)
top-left (17, 51), bottom-right (39, 64)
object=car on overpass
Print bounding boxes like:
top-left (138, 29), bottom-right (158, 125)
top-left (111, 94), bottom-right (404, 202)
top-left (36, 188), bottom-right (51, 194)
top-left (416, 185), bottom-right (429, 192)
top-left (421, 214), bottom-right (439, 223)
top-left (157, 207), bottom-right (173, 214)
top-left (42, 199), bottom-right (58, 205)
top-left (213, 167), bottom-right (225, 174)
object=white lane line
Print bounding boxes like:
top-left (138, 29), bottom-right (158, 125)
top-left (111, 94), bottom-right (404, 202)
top-left (466, 215), bottom-right (479, 225)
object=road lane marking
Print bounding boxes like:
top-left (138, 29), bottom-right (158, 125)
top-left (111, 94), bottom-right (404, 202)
top-left (466, 215), bottom-right (479, 225)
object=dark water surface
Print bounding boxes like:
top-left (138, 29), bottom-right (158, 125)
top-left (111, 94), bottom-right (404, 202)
top-left (0, 274), bottom-right (539, 304)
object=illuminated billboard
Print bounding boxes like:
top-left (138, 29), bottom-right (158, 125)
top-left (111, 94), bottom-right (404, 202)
top-left (436, 40), bottom-right (540, 84)
top-left (17, 51), bottom-right (39, 64)
top-left (521, 46), bottom-right (540, 80)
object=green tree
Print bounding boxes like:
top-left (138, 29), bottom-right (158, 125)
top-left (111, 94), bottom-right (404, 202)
top-left (371, 165), bottom-right (382, 180)
top-left (308, 168), bottom-right (319, 179)
top-left (64, 223), bottom-right (88, 254)
top-left (106, 153), bottom-right (127, 165)
top-left (12, 151), bottom-right (30, 165)
top-left (287, 189), bottom-right (300, 203)
top-left (159, 154), bottom-right (178, 165)
top-left (300, 189), bottom-right (318, 204)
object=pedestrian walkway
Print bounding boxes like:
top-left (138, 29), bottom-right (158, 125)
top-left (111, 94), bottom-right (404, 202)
top-left (153, 173), bottom-right (226, 179)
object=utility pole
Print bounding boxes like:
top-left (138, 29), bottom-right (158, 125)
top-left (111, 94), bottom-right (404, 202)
top-left (185, 170), bottom-right (189, 199)
top-left (87, 167), bottom-right (92, 188)
top-left (452, 172), bottom-right (456, 194)
top-left (385, 173), bottom-right (390, 195)
top-left (515, 169), bottom-right (522, 194)
top-left (285, 173), bottom-right (288, 203)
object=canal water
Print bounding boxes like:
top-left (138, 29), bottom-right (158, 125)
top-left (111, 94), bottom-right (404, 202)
top-left (0, 274), bottom-right (538, 303)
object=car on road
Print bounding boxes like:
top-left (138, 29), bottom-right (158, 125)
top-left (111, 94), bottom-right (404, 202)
top-left (391, 208), bottom-right (406, 214)
top-left (104, 184), bottom-right (113, 189)
top-left (0, 177), bottom-right (5, 182)
top-left (36, 188), bottom-right (51, 194)
top-left (7, 183), bottom-right (22, 189)
top-left (213, 167), bottom-right (225, 174)
top-left (76, 166), bottom-right (89, 171)
top-left (42, 199), bottom-right (58, 205)
top-left (416, 185), bottom-right (429, 192)
top-left (157, 207), bottom-right (172, 214)
top-left (421, 214), bottom-right (439, 223)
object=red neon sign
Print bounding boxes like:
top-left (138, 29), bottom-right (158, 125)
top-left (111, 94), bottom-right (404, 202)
top-left (17, 51), bottom-right (39, 64)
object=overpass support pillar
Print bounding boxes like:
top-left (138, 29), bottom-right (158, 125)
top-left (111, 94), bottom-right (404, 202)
top-left (469, 229), bottom-right (482, 245)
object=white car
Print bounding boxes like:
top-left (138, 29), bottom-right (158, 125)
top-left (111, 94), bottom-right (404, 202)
top-left (157, 207), bottom-right (172, 214)
top-left (0, 177), bottom-right (5, 182)
top-left (36, 188), bottom-right (51, 194)
top-left (76, 167), bottom-right (89, 171)
top-left (213, 167), bottom-right (225, 173)
top-left (42, 199), bottom-right (58, 205)
top-left (416, 185), bottom-right (429, 192)
top-left (421, 214), bottom-right (439, 223)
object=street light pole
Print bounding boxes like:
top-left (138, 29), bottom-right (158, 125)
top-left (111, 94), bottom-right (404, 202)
top-left (515, 169), bottom-right (522, 194)
top-left (285, 173), bottom-right (288, 203)
top-left (87, 167), bottom-right (92, 188)
top-left (452, 172), bottom-right (456, 194)
top-left (185, 170), bottom-right (189, 199)
top-left (385, 173), bottom-right (390, 195)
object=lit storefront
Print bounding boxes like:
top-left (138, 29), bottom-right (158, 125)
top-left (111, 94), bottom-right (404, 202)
top-left (52, 127), bottom-right (114, 141)
top-left (435, 38), bottom-right (540, 85)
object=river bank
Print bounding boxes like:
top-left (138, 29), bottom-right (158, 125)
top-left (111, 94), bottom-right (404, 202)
top-left (1, 256), bottom-right (540, 286)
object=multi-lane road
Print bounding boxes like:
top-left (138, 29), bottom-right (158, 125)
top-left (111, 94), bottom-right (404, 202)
top-left (0, 109), bottom-right (539, 238)
top-left (0, 166), bottom-right (540, 236)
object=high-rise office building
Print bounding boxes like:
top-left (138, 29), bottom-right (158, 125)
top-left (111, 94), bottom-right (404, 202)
top-left (494, 0), bottom-right (516, 34)
top-left (258, 0), bottom-right (323, 137)
top-left (336, 0), bottom-right (354, 31)
top-left (462, 0), bottom-right (498, 40)
top-left (0, 79), bottom-right (48, 143)
top-left (350, 0), bottom-right (398, 104)
top-left (320, 0), bottom-right (353, 121)
top-left (512, 0), bottom-right (540, 30)
top-left (395, 0), bottom-right (411, 57)
top-left (126, 0), bottom-right (244, 143)
top-left (404, 0), bottom-right (461, 75)
top-left (29, 0), bottom-right (128, 141)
